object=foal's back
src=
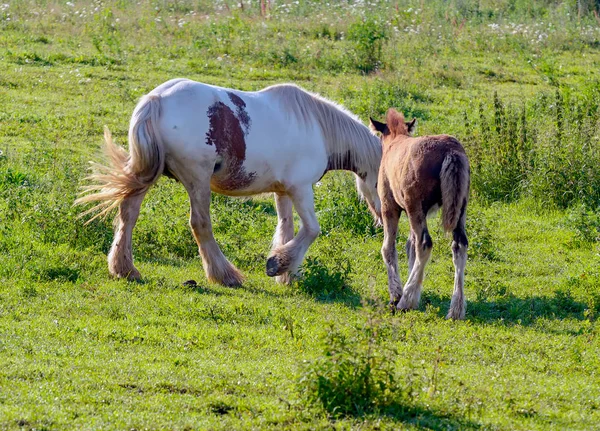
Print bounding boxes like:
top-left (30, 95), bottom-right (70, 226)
top-left (382, 134), bottom-right (466, 210)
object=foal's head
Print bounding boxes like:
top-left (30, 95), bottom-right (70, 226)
top-left (369, 109), bottom-right (416, 142)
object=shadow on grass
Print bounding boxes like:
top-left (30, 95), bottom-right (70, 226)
top-left (294, 258), bottom-right (363, 308)
top-left (298, 284), bottom-right (363, 308)
top-left (422, 290), bottom-right (588, 326)
top-left (136, 255), bottom-right (192, 268)
top-left (213, 194), bottom-right (278, 217)
top-left (384, 406), bottom-right (481, 431)
top-left (374, 402), bottom-right (481, 430)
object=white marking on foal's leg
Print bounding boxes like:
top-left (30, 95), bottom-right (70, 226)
top-left (398, 229), bottom-right (432, 312)
top-left (405, 236), bottom-right (416, 274)
top-left (447, 242), bottom-right (467, 320)
top-left (381, 206), bottom-right (402, 308)
top-left (108, 192), bottom-right (147, 280)
top-left (266, 186), bottom-right (319, 277)
top-left (272, 193), bottom-right (294, 284)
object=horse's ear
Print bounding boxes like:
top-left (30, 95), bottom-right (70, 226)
top-left (407, 118), bottom-right (417, 134)
top-left (369, 117), bottom-right (388, 135)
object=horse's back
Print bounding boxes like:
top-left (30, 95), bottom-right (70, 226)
top-left (146, 79), bottom-right (329, 195)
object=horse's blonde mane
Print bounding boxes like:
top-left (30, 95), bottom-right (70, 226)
top-left (262, 84), bottom-right (381, 176)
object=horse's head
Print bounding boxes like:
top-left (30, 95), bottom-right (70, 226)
top-left (356, 173), bottom-right (382, 226)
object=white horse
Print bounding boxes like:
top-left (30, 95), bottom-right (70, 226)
top-left (78, 79), bottom-right (382, 286)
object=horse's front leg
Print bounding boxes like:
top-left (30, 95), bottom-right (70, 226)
top-left (266, 185), bottom-right (319, 278)
top-left (108, 191), bottom-right (147, 280)
top-left (271, 193), bottom-right (295, 284)
top-left (177, 167), bottom-right (244, 287)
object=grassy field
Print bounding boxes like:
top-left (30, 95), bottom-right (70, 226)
top-left (1, 1), bottom-right (600, 429)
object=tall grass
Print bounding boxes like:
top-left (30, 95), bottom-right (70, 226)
top-left (464, 84), bottom-right (600, 208)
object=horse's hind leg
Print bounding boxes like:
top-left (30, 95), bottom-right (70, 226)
top-left (266, 185), bottom-right (319, 278)
top-left (381, 201), bottom-right (402, 309)
top-left (398, 211), bottom-right (432, 312)
top-left (108, 191), bottom-right (147, 280)
top-left (178, 167), bottom-right (244, 287)
top-left (272, 193), bottom-right (294, 284)
top-left (447, 206), bottom-right (468, 320)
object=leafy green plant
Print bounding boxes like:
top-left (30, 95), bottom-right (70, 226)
top-left (297, 256), bottom-right (351, 297)
top-left (466, 209), bottom-right (499, 261)
top-left (347, 16), bottom-right (388, 73)
top-left (567, 204), bottom-right (600, 246)
top-left (299, 314), bottom-right (401, 417)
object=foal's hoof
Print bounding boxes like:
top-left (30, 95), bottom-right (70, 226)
top-left (127, 270), bottom-right (142, 281)
top-left (389, 299), bottom-right (400, 314)
top-left (112, 268), bottom-right (141, 281)
top-left (446, 308), bottom-right (466, 321)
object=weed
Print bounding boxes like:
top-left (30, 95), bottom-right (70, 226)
top-left (347, 16), bottom-right (388, 74)
top-left (567, 204), bottom-right (600, 246)
top-left (299, 311), bottom-right (402, 417)
top-left (297, 256), bottom-right (351, 297)
top-left (466, 209), bottom-right (499, 261)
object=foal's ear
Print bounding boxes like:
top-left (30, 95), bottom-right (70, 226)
top-left (369, 117), bottom-right (388, 135)
top-left (407, 118), bottom-right (417, 134)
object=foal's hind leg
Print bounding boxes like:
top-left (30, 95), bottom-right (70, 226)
top-left (177, 168), bottom-right (244, 287)
top-left (108, 191), bottom-right (147, 280)
top-left (398, 211), bottom-right (432, 312)
top-left (381, 202), bottom-right (402, 309)
top-left (271, 193), bottom-right (295, 284)
top-left (405, 236), bottom-right (416, 275)
top-left (447, 207), bottom-right (468, 320)
top-left (266, 185), bottom-right (319, 277)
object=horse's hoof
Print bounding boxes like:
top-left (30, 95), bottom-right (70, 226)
top-left (446, 309), bottom-right (466, 321)
top-left (266, 256), bottom-right (280, 277)
top-left (183, 279), bottom-right (198, 287)
top-left (397, 294), bottom-right (420, 312)
top-left (275, 272), bottom-right (292, 285)
top-left (389, 299), bottom-right (399, 314)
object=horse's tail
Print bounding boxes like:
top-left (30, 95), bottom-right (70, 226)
top-left (440, 150), bottom-right (470, 232)
top-left (76, 94), bottom-right (165, 222)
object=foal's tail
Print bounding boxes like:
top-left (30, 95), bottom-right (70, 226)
top-left (76, 94), bottom-right (165, 222)
top-left (440, 151), bottom-right (470, 232)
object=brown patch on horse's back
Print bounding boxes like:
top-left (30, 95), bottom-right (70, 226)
top-left (205, 100), bottom-right (255, 191)
top-left (227, 92), bottom-right (251, 133)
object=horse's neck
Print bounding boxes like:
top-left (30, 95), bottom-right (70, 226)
top-left (326, 134), bottom-right (381, 179)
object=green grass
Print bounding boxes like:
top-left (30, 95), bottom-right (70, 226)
top-left (1, 1), bottom-right (600, 429)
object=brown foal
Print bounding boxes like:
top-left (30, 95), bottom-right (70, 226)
top-left (370, 109), bottom-right (470, 320)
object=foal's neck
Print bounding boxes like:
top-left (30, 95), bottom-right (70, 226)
top-left (384, 134), bottom-right (411, 149)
